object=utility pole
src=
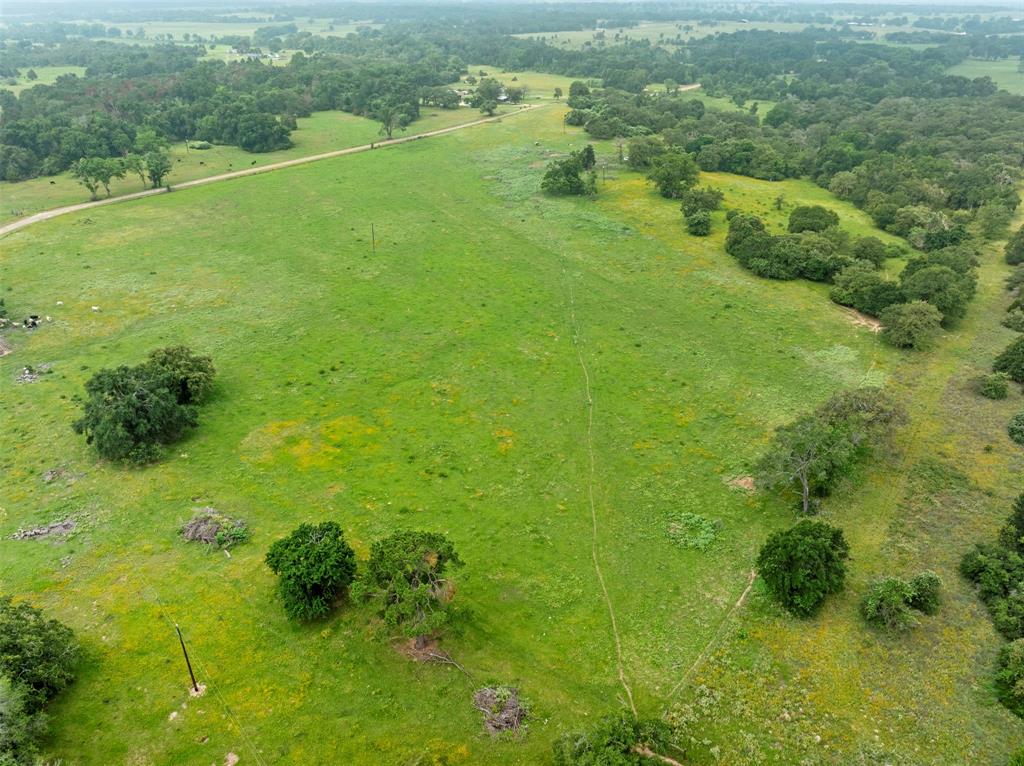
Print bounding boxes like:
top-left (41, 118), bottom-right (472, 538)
top-left (371, 223), bottom-right (376, 255)
top-left (175, 624), bottom-right (199, 693)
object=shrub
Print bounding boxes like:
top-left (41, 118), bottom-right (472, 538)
top-left (685, 210), bottom-right (711, 236)
top-left (1006, 265), bottom-right (1024, 292)
top-left (0, 675), bottom-right (48, 766)
top-left (909, 570), bottom-right (942, 615)
top-left (995, 337), bottom-right (1024, 382)
top-left (541, 157), bottom-right (584, 196)
top-left (1004, 309), bottom-right (1024, 334)
top-left (190, 140), bottom-right (212, 150)
top-left (146, 346), bottom-right (215, 404)
top-left (880, 301), bottom-right (943, 350)
top-left (995, 639), bottom-right (1024, 717)
top-left (1010, 413), bottom-right (1024, 446)
top-left (265, 522), bottom-right (357, 620)
top-left (181, 511), bottom-right (250, 549)
top-left (552, 713), bottom-right (674, 766)
top-left (830, 262), bottom-right (904, 317)
top-left (1007, 225), bottom-right (1024, 266)
top-left (979, 372), bottom-right (1011, 400)
top-left (353, 530), bottom-right (463, 645)
top-left (757, 520), bottom-right (849, 617)
top-left (72, 364), bottom-right (198, 464)
top-left (679, 185), bottom-right (723, 217)
top-left (0, 597), bottom-right (79, 712)
top-left (666, 511), bottom-right (719, 551)
top-left (862, 577), bottom-right (918, 631)
top-left (788, 205), bottom-right (839, 233)
top-left (646, 151), bottom-right (699, 199)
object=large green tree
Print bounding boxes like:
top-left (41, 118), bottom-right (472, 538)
top-left (353, 530), bottom-right (463, 648)
top-left (265, 522), bottom-right (357, 620)
top-left (757, 520), bottom-right (850, 617)
top-left (0, 597), bottom-right (79, 713)
top-left (646, 151), bottom-right (699, 199)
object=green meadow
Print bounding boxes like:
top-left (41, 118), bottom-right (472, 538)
top-left (0, 105), bottom-right (519, 224)
top-left (947, 58), bottom-right (1024, 94)
top-left (2, 104), bottom-right (1021, 763)
top-left (0, 66), bottom-right (87, 96)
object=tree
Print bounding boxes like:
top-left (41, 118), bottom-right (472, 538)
top-left (265, 522), bottom-right (357, 620)
top-left (133, 128), bottom-right (167, 155)
top-left (143, 150), bottom-right (172, 188)
top-left (25, 69), bottom-right (37, 81)
top-left (686, 210), bottom-right (711, 236)
top-left (1010, 412), bottom-right (1024, 446)
top-left (0, 675), bottom-right (48, 766)
top-left (995, 639), bottom-right (1024, 717)
top-left (72, 364), bottom-right (198, 464)
top-left (552, 714), bottom-right (680, 766)
top-left (568, 80), bottom-right (590, 98)
top-left (353, 530), bottom-right (463, 647)
top-left (235, 113), bottom-right (292, 152)
top-left (830, 263), bottom-right (904, 317)
top-left (995, 337), bottom-right (1024, 382)
top-left (757, 414), bottom-right (857, 515)
top-left (0, 597), bottom-right (79, 712)
top-left (553, 87), bottom-right (563, 100)
top-left (373, 101), bottom-right (409, 140)
top-left (1008, 226), bottom-right (1024, 266)
top-left (900, 265), bottom-right (971, 325)
top-left (579, 144), bottom-right (596, 170)
top-left (70, 157), bottom-right (123, 200)
top-left (756, 520), bottom-right (849, 617)
top-left (880, 301), bottom-right (943, 350)
top-left (625, 136), bottom-right (666, 169)
top-left (851, 236), bottom-right (888, 268)
top-left (646, 151), bottom-right (699, 199)
top-left (146, 346), bottom-right (215, 404)
top-left (978, 202), bottom-right (1012, 240)
top-left (541, 156), bottom-right (585, 196)
top-left (479, 100), bottom-right (497, 116)
top-left (788, 205), bottom-right (839, 233)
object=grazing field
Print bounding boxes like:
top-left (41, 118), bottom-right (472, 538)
top-left (2, 105), bottom-right (1021, 764)
top-left (0, 105), bottom-right (519, 224)
top-left (947, 58), bottom-right (1024, 94)
top-left (0, 66), bottom-right (87, 96)
top-left (513, 20), bottom-right (817, 49)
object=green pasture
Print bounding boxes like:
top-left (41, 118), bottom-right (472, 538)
top-left (513, 20), bottom-right (818, 49)
top-left (947, 58), bottom-right (1024, 94)
top-left (0, 66), bottom-right (87, 96)
top-left (1, 104), bottom-right (1020, 764)
top-left (0, 105), bottom-right (518, 224)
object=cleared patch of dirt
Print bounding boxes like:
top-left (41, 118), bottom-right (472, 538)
top-left (0, 337), bottom-right (10, 357)
top-left (728, 475), bottom-right (756, 491)
top-left (224, 753), bottom-right (239, 766)
top-left (43, 465), bottom-right (79, 484)
top-left (842, 307), bottom-right (882, 333)
top-left (189, 682), bottom-right (207, 698)
top-left (11, 518), bottom-right (75, 540)
top-left (473, 686), bottom-right (528, 735)
top-left (395, 636), bottom-right (443, 662)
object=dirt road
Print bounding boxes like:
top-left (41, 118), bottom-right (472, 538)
top-left (0, 104), bottom-right (543, 238)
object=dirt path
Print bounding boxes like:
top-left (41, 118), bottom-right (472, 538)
top-left (562, 263), bottom-right (638, 718)
top-left (0, 105), bottom-right (543, 239)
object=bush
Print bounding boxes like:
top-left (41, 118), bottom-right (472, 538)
top-left (788, 205), bottom-right (839, 233)
top-left (909, 570), bottom-right (942, 615)
top-left (862, 577), bottom-right (918, 631)
top-left (995, 337), bottom-right (1024, 382)
top-left (830, 263), bottom-right (904, 317)
top-left (979, 372), bottom-right (1011, 400)
top-left (1007, 225), bottom-right (1024, 266)
top-left (265, 522), bottom-right (357, 620)
top-left (1005, 309), bottom-right (1024, 334)
top-left (679, 186), bottom-right (723, 217)
top-left (72, 364), bottom-right (198, 464)
top-left (0, 675), bottom-right (48, 766)
top-left (757, 520), bottom-right (849, 617)
top-left (900, 265), bottom-right (972, 325)
top-left (1010, 413), bottom-right (1024, 446)
top-left (646, 151), bottom-right (699, 199)
top-left (1007, 265), bottom-right (1024, 292)
top-left (685, 210), bottom-right (711, 236)
top-left (190, 140), bottom-right (212, 150)
top-left (552, 713), bottom-right (674, 766)
top-left (0, 598), bottom-right (79, 712)
top-left (146, 346), bottom-right (215, 404)
top-left (880, 301), bottom-right (943, 350)
top-left (995, 639), bottom-right (1024, 717)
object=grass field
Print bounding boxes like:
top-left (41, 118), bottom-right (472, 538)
top-left (513, 20), bottom-right (818, 49)
top-left (2, 104), bottom-right (1022, 763)
top-left (0, 105), bottom-right (519, 224)
top-left (947, 58), bottom-right (1024, 94)
top-left (0, 66), bottom-right (87, 96)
